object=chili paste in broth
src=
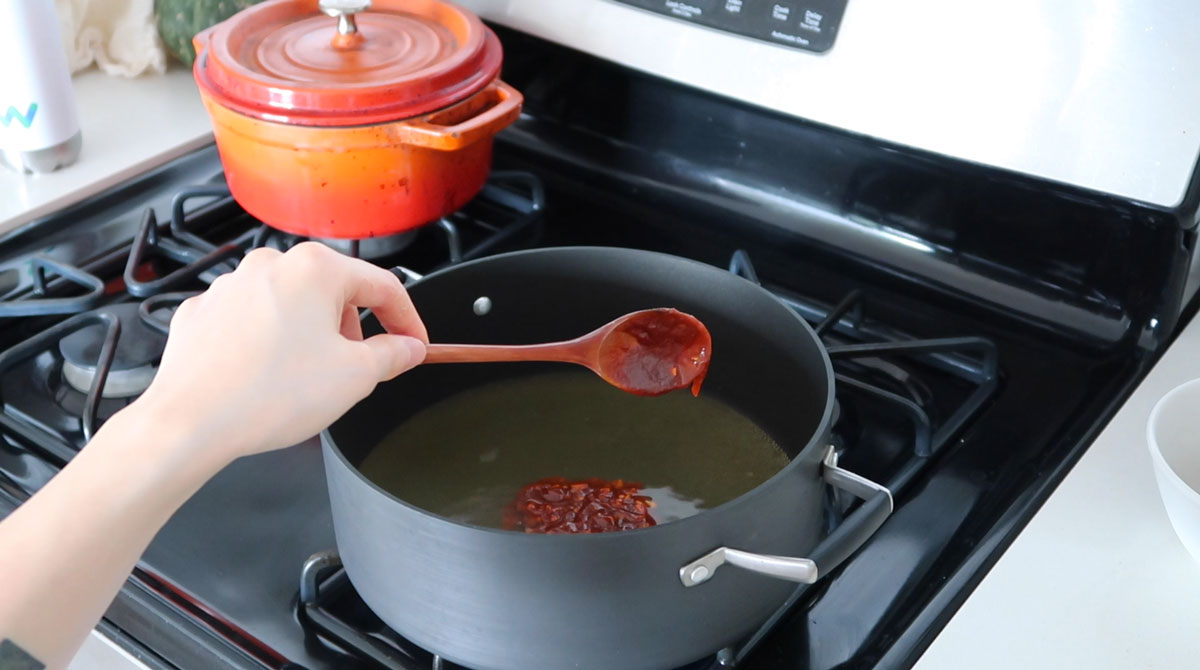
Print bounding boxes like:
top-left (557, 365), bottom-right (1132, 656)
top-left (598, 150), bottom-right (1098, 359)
top-left (504, 478), bottom-right (656, 534)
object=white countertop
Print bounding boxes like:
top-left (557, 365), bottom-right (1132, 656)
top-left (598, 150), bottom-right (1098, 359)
top-left (914, 316), bottom-right (1200, 669)
top-left (0, 66), bottom-right (213, 236)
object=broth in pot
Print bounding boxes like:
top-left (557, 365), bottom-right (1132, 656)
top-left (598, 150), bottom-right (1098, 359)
top-left (358, 370), bottom-right (790, 530)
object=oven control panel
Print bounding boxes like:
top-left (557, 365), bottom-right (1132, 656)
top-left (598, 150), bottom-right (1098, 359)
top-left (612, 0), bottom-right (848, 53)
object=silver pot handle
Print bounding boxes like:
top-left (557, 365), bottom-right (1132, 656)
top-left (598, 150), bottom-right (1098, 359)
top-left (679, 446), bottom-right (893, 587)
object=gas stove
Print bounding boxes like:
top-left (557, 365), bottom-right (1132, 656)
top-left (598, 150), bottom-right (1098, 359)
top-left (0, 147), bottom-right (998, 670)
top-left (2, 18), bottom-right (1199, 670)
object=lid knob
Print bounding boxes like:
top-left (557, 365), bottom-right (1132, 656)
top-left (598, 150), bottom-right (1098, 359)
top-left (319, 0), bottom-right (371, 48)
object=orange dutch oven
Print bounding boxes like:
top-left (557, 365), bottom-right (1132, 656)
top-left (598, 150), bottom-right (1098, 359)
top-left (192, 0), bottom-right (522, 239)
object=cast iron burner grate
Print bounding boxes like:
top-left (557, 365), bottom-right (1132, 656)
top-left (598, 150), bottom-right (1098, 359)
top-left (294, 250), bottom-right (1000, 670)
top-left (0, 172), bottom-right (544, 469)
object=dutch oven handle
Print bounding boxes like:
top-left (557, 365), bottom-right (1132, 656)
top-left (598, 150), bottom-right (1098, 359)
top-left (389, 81), bottom-right (523, 152)
top-left (679, 446), bottom-right (893, 587)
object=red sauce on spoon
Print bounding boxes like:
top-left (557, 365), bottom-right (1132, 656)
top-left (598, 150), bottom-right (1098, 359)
top-left (595, 308), bottom-right (712, 396)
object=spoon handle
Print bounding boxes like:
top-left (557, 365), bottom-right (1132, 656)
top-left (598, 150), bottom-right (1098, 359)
top-left (424, 341), bottom-right (591, 366)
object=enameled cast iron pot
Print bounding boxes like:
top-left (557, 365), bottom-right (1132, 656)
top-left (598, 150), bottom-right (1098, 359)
top-left (321, 248), bottom-right (893, 670)
top-left (192, 0), bottom-right (522, 239)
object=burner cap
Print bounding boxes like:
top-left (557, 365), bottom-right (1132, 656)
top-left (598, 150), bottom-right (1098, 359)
top-left (318, 230), bottom-right (417, 260)
top-left (59, 303), bottom-right (166, 398)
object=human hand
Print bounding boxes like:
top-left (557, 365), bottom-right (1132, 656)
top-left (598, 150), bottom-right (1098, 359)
top-left (133, 242), bottom-right (428, 470)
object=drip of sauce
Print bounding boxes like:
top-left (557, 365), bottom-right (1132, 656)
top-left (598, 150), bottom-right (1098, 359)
top-left (504, 478), bottom-right (657, 534)
top-left (598, 308), bottom-right (711, 396)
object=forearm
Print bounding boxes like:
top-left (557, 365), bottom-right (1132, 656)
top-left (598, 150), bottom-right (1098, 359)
top-left (0, 400), bottom-right (222, 670)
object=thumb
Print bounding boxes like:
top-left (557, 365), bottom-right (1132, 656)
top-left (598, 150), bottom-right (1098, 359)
top-left (361, 334), bottom-right (427, 381)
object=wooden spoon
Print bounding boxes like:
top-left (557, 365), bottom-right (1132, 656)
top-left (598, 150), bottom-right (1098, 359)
top-left (423, 308), bottom-right (712, 396)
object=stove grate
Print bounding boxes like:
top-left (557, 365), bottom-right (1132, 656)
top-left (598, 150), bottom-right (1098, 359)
top-left (0, 257), bottom-right (106, 317)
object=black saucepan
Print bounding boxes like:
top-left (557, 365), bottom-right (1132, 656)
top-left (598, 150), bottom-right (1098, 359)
top-left (320, 247), bottom-right (892, 670)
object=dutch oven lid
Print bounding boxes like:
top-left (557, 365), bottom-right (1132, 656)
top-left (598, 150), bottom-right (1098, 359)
top-left (193, 0), bottom-right (502, 126)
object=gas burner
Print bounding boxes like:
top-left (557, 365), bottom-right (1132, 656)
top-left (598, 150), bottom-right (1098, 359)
top-left (59, 303), bottom-right (165, 398)
top-left (319, 232), bottom-right (419, 260)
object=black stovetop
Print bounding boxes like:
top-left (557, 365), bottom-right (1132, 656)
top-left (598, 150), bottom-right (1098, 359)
top-left (0, 26), bottom-right (1197, 670)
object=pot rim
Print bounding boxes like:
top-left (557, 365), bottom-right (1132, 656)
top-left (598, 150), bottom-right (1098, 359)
top-left (195, 80), bottom-right (510, 147)
top-left (321, 246), bottom-right (837, 542)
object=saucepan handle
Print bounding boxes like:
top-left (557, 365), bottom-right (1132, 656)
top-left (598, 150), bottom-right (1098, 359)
top-left (192, 27), bottom-right (215, 62)
top-left (388, 264), bottom-right (424, 286)
top-left (679, 446), bottom-right (893, 587)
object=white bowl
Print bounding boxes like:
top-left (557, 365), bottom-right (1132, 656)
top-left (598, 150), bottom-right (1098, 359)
top-left (1147, 378), bottom-right (1200, 562)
